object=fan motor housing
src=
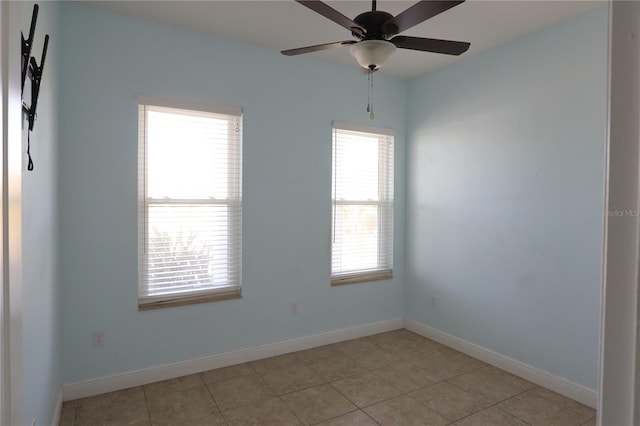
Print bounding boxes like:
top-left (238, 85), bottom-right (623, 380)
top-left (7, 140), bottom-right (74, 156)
top-left (353, 11), bottom-right (397, 39)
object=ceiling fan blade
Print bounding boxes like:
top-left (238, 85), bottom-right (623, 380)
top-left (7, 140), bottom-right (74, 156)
top-left (384, 0), bottom-right (465, 35)
top-left (391, 36), bottom-right (470, 55)
top-left (281, 40), bottom-right (356, 56)
top-left (296, 1), bottom-right (365, 36)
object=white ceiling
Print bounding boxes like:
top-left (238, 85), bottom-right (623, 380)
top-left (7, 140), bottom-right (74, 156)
top-left (83, 0), bottom-right (603, 80)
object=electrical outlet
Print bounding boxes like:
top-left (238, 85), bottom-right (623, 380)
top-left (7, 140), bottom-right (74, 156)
top-left (92, 330), bottom-right (105, 347)
top-left (430, 296), bottom-right (437, 307)
top-left (290, 302), bottom-right (298, 315)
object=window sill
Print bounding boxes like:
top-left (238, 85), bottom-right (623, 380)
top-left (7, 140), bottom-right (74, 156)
top-left (331, 270), bottom-right (393, 286)
top-left (138, 289), bottom-right (242, 310)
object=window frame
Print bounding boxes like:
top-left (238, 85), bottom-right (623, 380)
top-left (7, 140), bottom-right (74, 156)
top-left (331, 121), bottom-right (394, 286)
top-left (137, 95), bottom-right (242, 310)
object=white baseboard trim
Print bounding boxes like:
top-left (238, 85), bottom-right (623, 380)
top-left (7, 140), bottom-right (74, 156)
top-left (52, 387), bottom-right (62, 426)
top-left (404, 318), bottom-right (598, 408)
top-left (62, 317), bottom-right (404, 401)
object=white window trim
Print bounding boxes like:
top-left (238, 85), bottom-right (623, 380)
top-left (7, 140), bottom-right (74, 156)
top-left (137, 95), bottom-right (241, 117)
top-left (331, 121), bottom-right (394, 286)
top-left (137, 96), bottom-right (243, 310)
top-left (332, 120), bottom-right (394, 137)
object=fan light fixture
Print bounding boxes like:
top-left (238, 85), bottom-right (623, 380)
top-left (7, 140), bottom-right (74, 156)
top-left (349, 40), bottom-right (396, 70)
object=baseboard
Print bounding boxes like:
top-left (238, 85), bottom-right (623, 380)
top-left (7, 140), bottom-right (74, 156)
top-left (52, 387), bottom-right (62, 426)
top-left (61, 317), bottom-right (598, 408)
top-left (62, 317), bottom-right (404, 401)
top-left (404, 318), bottom-right (598, 408)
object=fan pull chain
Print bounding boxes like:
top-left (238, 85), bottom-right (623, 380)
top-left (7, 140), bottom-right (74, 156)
top-left (366, 71), bottom-right (371, 113)
top-left (369, 70), bottom-right (375, 120)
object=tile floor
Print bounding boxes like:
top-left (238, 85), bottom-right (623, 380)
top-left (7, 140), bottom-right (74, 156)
top-left (59, 329), bottom-right (596, 426)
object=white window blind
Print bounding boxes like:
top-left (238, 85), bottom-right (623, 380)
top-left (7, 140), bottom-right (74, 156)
top-left (138, 97), bottom-right (242, 308)
top-left (331, 122), bottom-right (394, 285)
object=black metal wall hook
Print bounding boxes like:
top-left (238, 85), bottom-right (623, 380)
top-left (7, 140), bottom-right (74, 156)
top-left (21, 4), bottom-right (38, 95)
top-left (24, 34), bottom-right (49, 132)
top-left (21, 3), bottom-right (50, 171)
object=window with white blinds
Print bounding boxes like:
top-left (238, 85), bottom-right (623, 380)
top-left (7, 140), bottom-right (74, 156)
top-left (331, 122), bottom-right (394, 285)
top-left (138, 96), bottom-right (242, 309)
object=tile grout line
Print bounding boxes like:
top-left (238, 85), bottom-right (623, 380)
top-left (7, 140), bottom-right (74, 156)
top-left (441, 382), bottom-right (534, 426)
top-left (142, 384), bottom-right (152, 426)
top-left (275, 393), bottom-right (306, 426)
top-left (202, 375), bottom-right (231, 425)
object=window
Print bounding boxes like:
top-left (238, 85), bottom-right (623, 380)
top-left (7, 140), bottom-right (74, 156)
top-left (138, 96), bottom-right (242, 309)
top-left (331, 121), bottom-right (394, 285)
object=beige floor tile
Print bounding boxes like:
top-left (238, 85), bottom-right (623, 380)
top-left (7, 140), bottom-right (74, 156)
top-left (143, 374), bottom-right (205, 397)
top-left (107, 400), bottom-right (151, 426)
top-left (77, 386), bottom-right (146, 413)
top-left (373, 360), bottom-right (439, 392)
top-left (330, 337), bottom-right (378, 354)
top-left (260, 363), bottom-right (324, 395)
top-left (58, 415), bottom-right (75, 426)
top-left (446, 367), bottom-right (529, 404)
top-left (529, 387), bottom-right (595, 415)
top-left (76, 399), bottom-right (150, 426)
top-left (74, 410), bottom-right (107, 426)
top-left (154, 412), bottom-right (227, 426)
top-left (405, 352), bottom-right (484, 382)
top-left (532, 409), bottom-right (598, 426)
top-left (202, 363), bottom-right (256, 384)
top-left (281, 384), bottom-right (356, 425)
top-left (350, 345), bottom-right (404, 370)
top-left (453, 407), bottom-right (528, 426)
top-left (402, 350), bottom-right (448, 369)
top-left (482, 366), bottom-right (536, 391)
top-left (414, 339), bottom-right (458, 356)
top-left (400, 350), bottom-right (444, 368)
top-left (581, 418), bottom-right (597, 426)
top-left (308, 355), bottom-right (369, 381)
top-left (295, 344), bottom-right (348, 364)
top-left (367, 331), bottom-right (410, 346)
top-left (497, 388), bottom-right (564, 419)
top-left (223, 397), bottom-right (302, 425)
top-left (389, 329), bottom-right (428, 343)
top-left (409, 381), bottom-right (488, 421)
top-left (250, 353), bottom-right (301, 374)
top-left (208, 374), bottom-right (277, 412)
top-left (405, 346), bottom-right (445, 363)
top-left (331, 372), bottom-right (401, 408)
top-left (436, 352), bottom-right (486, 375)
top-left (498, 387), bottom-right (595, 426)
top-left (364, 395), bottom-right (448, 426)
top-left (61, 400), bottom-right (78, 419)
top-left (375, 340), bottom-right (421, 358)
top-left (147, 385), bottom-right (218, 425)
top-left (314, 410), bottom-right (379, 426)
top-left (449, 353), bottom-right (488, 371)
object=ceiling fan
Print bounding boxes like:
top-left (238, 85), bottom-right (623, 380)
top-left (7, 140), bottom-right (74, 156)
top-left (281, 0), bottom-right (470, 72)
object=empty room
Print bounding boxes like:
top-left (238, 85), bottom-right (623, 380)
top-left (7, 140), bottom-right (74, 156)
top-left (2, 1), bottom-right (638, 425)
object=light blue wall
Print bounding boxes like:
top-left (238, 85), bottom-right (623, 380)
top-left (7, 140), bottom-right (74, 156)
top-left (57, 4), bottom-right (406, 383)
top-left (56, 1), bottom-right (606, 394)
top-left (18, 0), bottom-right (61, 423)
top-left (405, 7), bottom-right (607, 390)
